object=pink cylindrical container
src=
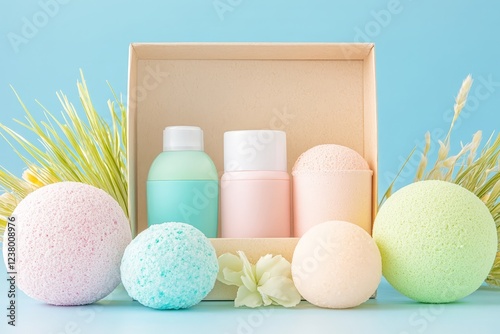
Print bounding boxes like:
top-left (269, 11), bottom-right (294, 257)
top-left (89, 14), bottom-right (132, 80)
top-left (292, 144), bottom-right (373, 237)
top-left (221, 130), bottom-right (290, 237)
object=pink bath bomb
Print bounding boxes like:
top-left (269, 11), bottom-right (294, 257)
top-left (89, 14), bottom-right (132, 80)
top-left (292, 144), bottom-right (369, 173)
top-left (292, 220), bottom-right (381, 308)
top-left (2, 182), bottom-right (132, 305)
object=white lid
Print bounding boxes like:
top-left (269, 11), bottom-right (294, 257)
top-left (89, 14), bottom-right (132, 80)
top-left (224, 130), bottom-right (287, 172)
top-left (163, 126), bottom-right (204, 151)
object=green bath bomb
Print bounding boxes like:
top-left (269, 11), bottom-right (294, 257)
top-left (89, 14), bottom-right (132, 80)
top-left (373, 180), bottom-right (497, 303)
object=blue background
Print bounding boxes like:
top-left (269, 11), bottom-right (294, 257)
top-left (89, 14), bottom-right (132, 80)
top-left (1, 0), bottom-right (499, 196)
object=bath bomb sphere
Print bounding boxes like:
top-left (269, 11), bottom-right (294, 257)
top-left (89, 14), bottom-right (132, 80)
top-left (373, 180), bottom-right (497, 303)
top-left (120, 222), bottom-right (218, 309)
top-left (291, 220), bottom-right (382, 308)
top-left (2, 182), bottom-right (132, 306)
top-left (292, 144), bottom-right (370, 173)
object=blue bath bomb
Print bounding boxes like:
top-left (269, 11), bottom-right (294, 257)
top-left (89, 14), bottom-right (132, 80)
top-left (120, 222), bottom-right (218, 309)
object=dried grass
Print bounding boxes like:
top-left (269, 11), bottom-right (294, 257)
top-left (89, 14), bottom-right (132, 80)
top-left (0, 71), bottom-right (127, 241)
top-left (382, 75), bottom-right (500, 286)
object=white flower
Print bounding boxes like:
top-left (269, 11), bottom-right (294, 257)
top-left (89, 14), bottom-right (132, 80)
top-left (217, 251), bottom-right (301, 308)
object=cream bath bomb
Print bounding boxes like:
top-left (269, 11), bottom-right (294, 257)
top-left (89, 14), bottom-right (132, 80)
top-left (373, 180), bottom-right (497, 303)
top-left (120, 223), bottom-right (218, 309)
top-left (291, 220), bottom-right (381, 308)
top-left (292, 144), bottom-right (369, 174)
top-left (2, 182), bottom-right (132, 306)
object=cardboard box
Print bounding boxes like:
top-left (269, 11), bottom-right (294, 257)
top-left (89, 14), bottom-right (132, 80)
top-left (206, 238), bottom-right (299, 300)
top-left (127, 43), bottom-right (378, 300)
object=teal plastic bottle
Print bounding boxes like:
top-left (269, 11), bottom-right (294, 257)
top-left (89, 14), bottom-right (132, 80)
top-left (147, 126), bottom-right (219, 237)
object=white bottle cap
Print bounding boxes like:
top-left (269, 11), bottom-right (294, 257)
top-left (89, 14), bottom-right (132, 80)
top-left (224, 130), bottom-right (287, 172)
top-left (163, 126), bottom-right (204, 151)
